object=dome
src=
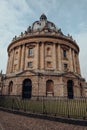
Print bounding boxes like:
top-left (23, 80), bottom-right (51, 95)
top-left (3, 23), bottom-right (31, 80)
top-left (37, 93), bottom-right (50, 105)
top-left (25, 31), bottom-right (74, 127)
top-left (31, 14), bottom-right (59, 33)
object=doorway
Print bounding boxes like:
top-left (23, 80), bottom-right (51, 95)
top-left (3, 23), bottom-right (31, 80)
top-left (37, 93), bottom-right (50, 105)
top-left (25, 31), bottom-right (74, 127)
top-left (22, 79), bottom-right (32, 99)
top-left (46, 80), bottom-right (54, 96)
top-left (67, 80), bottom-right (73, 99)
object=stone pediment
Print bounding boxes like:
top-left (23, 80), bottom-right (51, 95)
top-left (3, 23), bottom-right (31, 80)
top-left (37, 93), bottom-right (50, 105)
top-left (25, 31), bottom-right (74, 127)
top-left (16, 70), bottom-right (36, 76)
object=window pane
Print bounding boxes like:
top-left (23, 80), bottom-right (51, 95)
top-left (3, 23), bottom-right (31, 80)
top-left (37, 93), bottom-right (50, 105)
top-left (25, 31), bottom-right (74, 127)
top-left (47, 61), bottom-right (52, 68)
top-left (28, 62), bottom-right (32, 68)
top-left (63, 50), bottom-right (67, 58)
top-left (28, 48), bottom-right (33, 56)
top-left (64, 64), bottom-right (67, 71)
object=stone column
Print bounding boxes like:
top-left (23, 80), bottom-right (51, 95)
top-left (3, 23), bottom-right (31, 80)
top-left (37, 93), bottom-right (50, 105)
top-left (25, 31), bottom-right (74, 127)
top-left (72, 50), bottom-right (76, 72)
top-left (6, 54), bottom-right (10, 74)
top-left (11, 49), bottom-right (15, 73)
top-left (24, 45), bottom-right (26, 70)
top-left (36, 43), bottom-right (39, 69)
top-left (20, 45), bottom-right (25, 71)
top-left (8, 55), bottom-right (11, 74)
top-left (18, 46), bottom-right (21, 71)
top-left (58, 44), bottom-right (62, 71)
top-left (77, 54), bottom-right (81, 75)
top-left (41, 42), bottom-right (45, 69)
top-left (69, 48), bottom-right (73, 72)
top-left (53, 43), bottom-right (57, 70)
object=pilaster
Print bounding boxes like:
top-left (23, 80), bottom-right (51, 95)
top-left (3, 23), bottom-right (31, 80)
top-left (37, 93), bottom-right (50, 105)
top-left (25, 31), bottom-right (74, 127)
top-left (11, 49), bottom-right (15, 73)
top-left (72, 50), bottom-right (76, 72)
top-left (36, 43), bottom-right (39, 69)
top-left (53, 43), bottom-right (57, 70)
top-left (41, 42), bottom-right (45, 69)
top-left (58, 44), bottom-right (62, 71)
top-left (69, 48), bottom-right (73, 72)
top-left (18, 46), bottom-right (21, 70)
top-left (20, 45), bottom-right (25, 71)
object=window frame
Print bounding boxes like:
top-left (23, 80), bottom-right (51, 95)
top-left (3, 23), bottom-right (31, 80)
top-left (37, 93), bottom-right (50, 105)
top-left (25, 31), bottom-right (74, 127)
top-left (47, 47), bottom-right (51, 56)
top-left (27, 62), bottom-right (33, 68)
top-left (63, 50), bottom-right (67, 58)
top-left (28, 48), bottom-right (33, 57)
top-left (8, 81), bottom-right (13, 95)
top-left (47, 61), bottom-right (52, 68)
top-left (64, 63), bottom-right (68, 71)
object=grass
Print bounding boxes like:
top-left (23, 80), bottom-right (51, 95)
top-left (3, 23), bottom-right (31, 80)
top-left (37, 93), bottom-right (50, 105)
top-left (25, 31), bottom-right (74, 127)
top-left (0, 96), bottom-right (87, 119)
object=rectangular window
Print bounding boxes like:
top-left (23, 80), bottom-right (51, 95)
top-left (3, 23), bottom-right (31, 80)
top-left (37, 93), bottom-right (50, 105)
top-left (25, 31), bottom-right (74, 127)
top-left (47, 47), bottom-right (51, 56)
top-left (28, 48), bottom-right (33, 56)
top-left (27, 62), bottom-right (32, 68)
top-left (14, 64), bottom-right (17, 71)
top-left (63, 50), bottom-right (67, 58)
top-left (15, 51), bottom-right (18, 60)
top-left (47, 61), bottom-right (52, 68)
top-left (64, 63), bottom-right (67, 71)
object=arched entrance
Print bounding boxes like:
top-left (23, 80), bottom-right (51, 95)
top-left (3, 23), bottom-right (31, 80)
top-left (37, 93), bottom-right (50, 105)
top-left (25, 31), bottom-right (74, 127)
top-left (22, 79), bottom-right (32, 99)
top-left (67, 80), bottom-right (74, 99)
top-left (8, 81), bottom-right (13, 95)
top-left (46, 80), bottom-right (54, 96)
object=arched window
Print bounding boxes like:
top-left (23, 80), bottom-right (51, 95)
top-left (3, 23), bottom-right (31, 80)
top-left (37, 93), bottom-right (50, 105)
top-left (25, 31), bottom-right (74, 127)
top-left (46, 80), bottom-right (54, 96)
top-left (8, 81), bottom-right (13, 95)
top-left (47, 47), bottom-right (51, 56)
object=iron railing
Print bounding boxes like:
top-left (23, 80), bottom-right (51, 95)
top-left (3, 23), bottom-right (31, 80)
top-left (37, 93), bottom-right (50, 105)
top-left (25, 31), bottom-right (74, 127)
top-left (0, 95), bottom-right (87, 119)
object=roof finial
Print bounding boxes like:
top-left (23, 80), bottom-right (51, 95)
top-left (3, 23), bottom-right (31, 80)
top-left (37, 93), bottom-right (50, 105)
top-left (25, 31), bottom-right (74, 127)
top-left (40, 14), bottom-right (47, 21)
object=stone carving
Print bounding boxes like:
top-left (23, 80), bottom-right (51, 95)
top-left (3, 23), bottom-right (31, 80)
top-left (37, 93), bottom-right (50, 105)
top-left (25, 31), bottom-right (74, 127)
top-left (21, 32), bottom-right (23, 37)
top-left (15, 35), bottom-right (17, 39)
top-left (24, 31), bottom-right (28, 35)
top-left (27, 26), bottom-right (32, 33)
top-left (12, 35), bottom-right (17, 41)
top-left (58, 28), bottom-right (63, 35)
top-left (67, 34), bottom-right (73, 40)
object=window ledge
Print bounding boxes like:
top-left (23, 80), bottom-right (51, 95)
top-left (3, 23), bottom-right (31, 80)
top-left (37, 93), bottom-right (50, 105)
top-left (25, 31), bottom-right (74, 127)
top-left (27, 55), bottom-right (34, 58)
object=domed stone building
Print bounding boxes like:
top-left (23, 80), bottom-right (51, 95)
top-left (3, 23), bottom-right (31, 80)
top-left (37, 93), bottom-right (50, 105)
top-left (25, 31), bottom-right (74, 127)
top-left (2, 14), bottom-right (86, 98)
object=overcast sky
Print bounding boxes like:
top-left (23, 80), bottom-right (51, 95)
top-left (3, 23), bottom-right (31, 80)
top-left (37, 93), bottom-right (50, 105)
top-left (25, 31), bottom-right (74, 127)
top-left (0, 0), bottom-right (87, 80)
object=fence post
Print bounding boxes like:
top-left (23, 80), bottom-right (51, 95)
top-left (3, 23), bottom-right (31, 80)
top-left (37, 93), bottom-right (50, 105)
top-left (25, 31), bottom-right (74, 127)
top-left (42, 96), bottom-right (47, 114)
top-left (12, 98), bottom-right (14, 110)
top-left (42, 96), bottom-right (45, 114)
top-left (83, 98), bottom-right (86, 120)
top-left (67, 99), bottom-right (70, 118)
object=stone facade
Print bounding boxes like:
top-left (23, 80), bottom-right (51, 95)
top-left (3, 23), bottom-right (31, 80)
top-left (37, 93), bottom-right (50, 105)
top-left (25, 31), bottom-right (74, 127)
top-left (2, 14), bottom-right (86, 98)
top-left (0, 74), bottom-right (2, 94)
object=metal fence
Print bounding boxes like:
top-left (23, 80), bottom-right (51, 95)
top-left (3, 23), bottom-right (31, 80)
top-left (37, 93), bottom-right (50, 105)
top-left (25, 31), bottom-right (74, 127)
top-left (0, 95), bottom-right (87, 119)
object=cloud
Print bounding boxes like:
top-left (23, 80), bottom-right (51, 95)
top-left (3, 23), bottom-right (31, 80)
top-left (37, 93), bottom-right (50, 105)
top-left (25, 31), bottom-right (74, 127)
top-left (74, 32), bottom-right (87, 80)
top-left (0, 46), bottom-right (7, 73)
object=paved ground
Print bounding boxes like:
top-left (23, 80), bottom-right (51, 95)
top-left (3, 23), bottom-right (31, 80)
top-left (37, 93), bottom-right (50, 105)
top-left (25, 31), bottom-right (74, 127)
top-left (0, 111), bottom-right (87, 130)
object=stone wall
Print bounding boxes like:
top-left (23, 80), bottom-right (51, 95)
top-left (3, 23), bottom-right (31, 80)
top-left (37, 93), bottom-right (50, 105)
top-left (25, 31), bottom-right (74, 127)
top-left (2, 72), bottom-right (86, 97)
top-left (6, 36), bottom-right (81, 76)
